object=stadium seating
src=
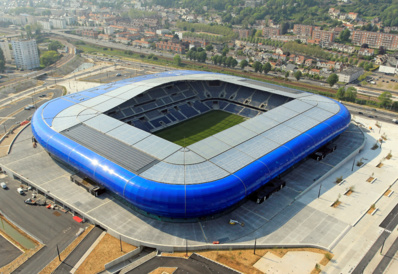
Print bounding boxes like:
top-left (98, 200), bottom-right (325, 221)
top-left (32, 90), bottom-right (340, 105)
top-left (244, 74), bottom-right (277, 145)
top-left (240, 108), bottom-right (259, 118)
top-left (150, 116), bottom-right (172, 128)
top-left (225, 104), bottom-right (244, 114)
top-left (169, 109), bottom-right (186, 121)
top-left (193, 101), bottom-right (210, 113)
top-left (147, 87), bottom-right (167, 99)
top-left (250, 91), bottom-right (271, 108)
top-left (105, 80), bottom-right (292, 133)
top-left (145, 110), bottom-right (161, 119)
top-left (179, 104), bottom-right (199, 118)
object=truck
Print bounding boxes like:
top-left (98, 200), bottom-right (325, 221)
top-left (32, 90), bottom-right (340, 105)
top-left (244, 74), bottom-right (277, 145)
top-left (393, 119), bottom-right (398, 124)
top-left (17, 187), bottom-right (25, 195)
top-left (310, 144), bottom-right (337, 161)
top-left (70, 174), bottom-right (105, 197)
top-left (249, 178), bottom-right (286, 204)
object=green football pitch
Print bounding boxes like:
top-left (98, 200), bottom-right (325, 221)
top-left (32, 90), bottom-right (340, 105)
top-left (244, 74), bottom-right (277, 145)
top-left (155, 110), bottom-right (246, 147)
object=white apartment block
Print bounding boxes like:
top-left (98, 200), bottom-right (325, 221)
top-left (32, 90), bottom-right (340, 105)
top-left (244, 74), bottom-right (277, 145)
top-left (0, 40), bottom-right (12, 62)
top-left (38, 20), bottom-right (52, 30)
top-left (50, 18), bottom-right (67, 29)
top-left (12, 40), bottom-right (40, 70)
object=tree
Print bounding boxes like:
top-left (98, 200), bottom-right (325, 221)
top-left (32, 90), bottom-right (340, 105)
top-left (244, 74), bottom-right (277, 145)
top-left (339, 29), bottom-right (351, 42)
top-left (327, 73), bottom-right (339, 87)
top-left (253, 61), bottom-right (262, 73)
top-left (174, 54), bottom-right (182, 66)
top-left (48, 40), bottom-right (63, 51)
top-left (239, 59), bottom-right (248, 69)
top-left (345, 87), bottom-right (357, 102)
top-left (378, 92), bottom-right (392, 108)
top-left (378, 46), bottom-right (386, 55)
top-left (0, 48), bottom-right (5, 72)
top-left (40, 51), bottom-right (60, 67)
top-left (263, 62), bottom-right (271, 74)
top-left (205, 44), bottom-right (213, 51)
top-left (336, 87), bottom-right (345, 100)
top-left (25, 24), bottom-right (32, 39)
top-left (285, 71), bottom-right (289, 79)
top-left (231, 58), bottom-right (238, 68)
top-left (294, 70), bottom-right (302, 81)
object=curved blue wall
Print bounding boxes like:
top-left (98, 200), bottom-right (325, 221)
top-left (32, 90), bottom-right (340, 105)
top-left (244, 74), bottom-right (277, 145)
top-left (32, 75), bottom-right (351, 219)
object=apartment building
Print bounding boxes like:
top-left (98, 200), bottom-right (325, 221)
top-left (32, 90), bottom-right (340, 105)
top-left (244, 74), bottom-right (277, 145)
top-left (11, 39), bottom-right (40, 70)
top-left (262, 27), bottom-right (280, 38)
top-left (312, 29), bottom-right (335, 43)
top-left (293, 24), bottom-right (313, 37)
top-left (351, 31), bottom-right (398, 50)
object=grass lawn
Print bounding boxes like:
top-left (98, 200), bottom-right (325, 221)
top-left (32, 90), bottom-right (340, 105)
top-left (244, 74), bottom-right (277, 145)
top-left (155, 110), bottom-right (246, 146)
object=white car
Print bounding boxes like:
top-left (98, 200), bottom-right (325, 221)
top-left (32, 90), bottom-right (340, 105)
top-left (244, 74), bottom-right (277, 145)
top-left (0, 182), bottom-right (7, 189)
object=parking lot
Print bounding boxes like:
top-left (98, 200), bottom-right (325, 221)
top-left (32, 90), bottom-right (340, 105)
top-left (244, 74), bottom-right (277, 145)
top-left (0, 176), bottom-right (87, 273)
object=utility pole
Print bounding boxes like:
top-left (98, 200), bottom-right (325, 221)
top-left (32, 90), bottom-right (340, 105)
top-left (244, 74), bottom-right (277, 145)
top-left (254, 238), bottom-right (257, 254)
top-left (56, 244), bottom-right (61, 261)
top-left (120, 235), bottom-right (123, 252)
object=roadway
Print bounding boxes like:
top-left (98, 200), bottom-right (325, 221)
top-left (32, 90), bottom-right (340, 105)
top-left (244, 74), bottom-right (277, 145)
top-left (0, 87), bottom-right (63, 134)
top-left (53, 226), bottom-right (103, 273)
top-left (352, 204), bottom-right (398, 274)
top-left (0, 178), bottom-right (87, 274)
top-left (128, 253), bottom-right (239, 274)
top-left (0, 233), bottom-right (22, 268)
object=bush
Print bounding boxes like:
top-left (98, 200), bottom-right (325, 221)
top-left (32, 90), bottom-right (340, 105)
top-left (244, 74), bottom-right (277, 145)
top-left (325, 252), bottom-right (332, 261)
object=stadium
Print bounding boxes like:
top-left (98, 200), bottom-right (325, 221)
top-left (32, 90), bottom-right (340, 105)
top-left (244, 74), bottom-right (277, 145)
top-left (31, 70), bottom-right (351, 219)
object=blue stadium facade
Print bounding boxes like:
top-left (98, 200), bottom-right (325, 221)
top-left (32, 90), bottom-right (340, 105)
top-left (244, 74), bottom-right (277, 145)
top-left (32, 70), bottom-right (351, 219)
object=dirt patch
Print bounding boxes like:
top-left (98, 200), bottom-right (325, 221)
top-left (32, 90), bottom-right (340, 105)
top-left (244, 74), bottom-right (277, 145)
top-left (164, 248), bottom-right (329, 274)
top-left (53, 211), bottom-right (62, 217)
top-left (366, 176), bottom-right (374, 182)
top-left (149, 267), bottom-right (177, 274)
top-left (75, 233), bottom-right (136, 274)
top-left (384, 190), bottom-right (392, 196)
top-left (345, 190), bottom-right (353, 196)
top-left (320, 253), bottom-right (333, 266)
top-left (368, 207), bottom-right (376, 214)
top-left (311, 267), bottom-right (321, 274)
top-left (39, 225), bottom-right (93, 274)
top-left (331, 201), bottom-right (341, 208)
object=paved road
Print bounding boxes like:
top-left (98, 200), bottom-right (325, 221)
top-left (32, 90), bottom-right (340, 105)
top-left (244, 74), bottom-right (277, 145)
top-left (128, 253), bottom-right (239, 274)
top-left (0, 234), bottom-right (22, 267)
top-left (374, 236), bottom-right (398, 274)
top-left (0, 179), bottom-right (86, 274)
top-left (0, 88), bottom-right (62, 133)
top-left (54, 226), bottom-right (104, 273)
top-left (352, 204), bottom-right (398, 274)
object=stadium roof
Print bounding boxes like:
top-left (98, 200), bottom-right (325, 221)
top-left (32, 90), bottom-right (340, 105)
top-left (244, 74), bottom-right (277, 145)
top-left (45, 71), bottom-right (342, 185)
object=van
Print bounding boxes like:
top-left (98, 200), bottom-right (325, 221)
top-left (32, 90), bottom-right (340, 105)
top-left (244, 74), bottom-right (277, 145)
top-left (1, 182), bottom-right (7, 189)
top-left (17, 187), bottom-right (24, 195)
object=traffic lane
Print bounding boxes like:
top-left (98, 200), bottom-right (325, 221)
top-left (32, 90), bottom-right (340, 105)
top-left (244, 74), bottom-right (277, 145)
top-left (0, 234), bottom-right (22, 267)
top-left (0, 88), bottom-right (63, 133)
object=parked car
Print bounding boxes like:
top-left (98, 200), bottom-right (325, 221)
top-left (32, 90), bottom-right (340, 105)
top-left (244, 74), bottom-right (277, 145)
top-left (1, 182), bottom-right (7, 189)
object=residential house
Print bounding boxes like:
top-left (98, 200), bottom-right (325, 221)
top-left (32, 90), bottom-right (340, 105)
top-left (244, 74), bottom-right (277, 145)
top-left (358, 48), bottom-right (375, 56)
top-left (295, 55), bottom-right (305, 65)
